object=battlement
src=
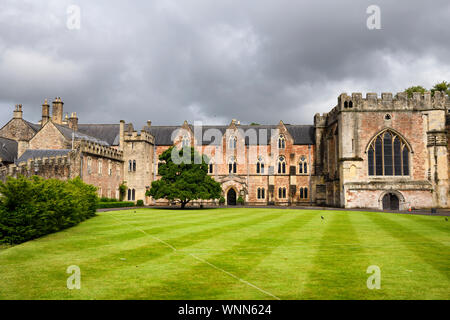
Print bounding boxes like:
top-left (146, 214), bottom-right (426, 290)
top-left (337, 91), bottom-right (448, 112)
top-left (0, 153), bottom-right (73, 182)
top-left (78, 140), bottom-right (124, 161)
top-left (124, 128), bottom-right (155, 144)
top-left (314, 113), bottom-right (327, 127)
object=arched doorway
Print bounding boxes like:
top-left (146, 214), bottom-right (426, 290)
top-left (227, 188), bottom-right (236, 206)
top-left (382, 193), bottom-right (399, 210)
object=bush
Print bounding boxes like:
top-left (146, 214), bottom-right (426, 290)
top-left (237, 196), bottom-right (245, 205)
top-left (136, 200), bottom-right (144, 207)
top-left (100, 197), bottom-right (118, 202)
top-left (219, 196), bottom-right (225, 205)
top-left (97, 201), bottom-right (135, 209)
top-left (0, 176), bottom-right (98, 245)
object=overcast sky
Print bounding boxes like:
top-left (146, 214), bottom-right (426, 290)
top-left (1, 0), bottom-right (449, 129)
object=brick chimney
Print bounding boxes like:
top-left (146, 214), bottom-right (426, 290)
top-left (41, 99), bottom-right (50, 126)
top-left (68, 112), bottom-right (78, 131)
top-left (52, 97), bottom-right (64, 124)
top-left (13, 104), bottom-right (23, 119)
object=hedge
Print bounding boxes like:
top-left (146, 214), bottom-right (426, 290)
top-left (0, 176), bottom-right (98, 244)
top-left (97, 201), bottom-right (135, 209)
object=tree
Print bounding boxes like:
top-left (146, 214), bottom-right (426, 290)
top-left (431, 81), bottom-right (450, 96)
top-left (404, 85), bottom-right (426, 98)
top-left (146, 147), bottom-right (222, 209)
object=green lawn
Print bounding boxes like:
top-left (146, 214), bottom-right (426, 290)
top-left (0, 208), bottom-right (449, 300)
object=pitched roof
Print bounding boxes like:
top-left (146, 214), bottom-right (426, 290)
top-left (54, 123), bottom-right (110, 146)
top-left (24, 120), bottom-right (41, 133)
top-left (144, 124), bottom-right (315, 146)
top-left (17, 149), bottom-right (71, 163)
top-left (77, 124), bottom-right (121, 146)
top-left (0, 137), bottom-right (18, 163)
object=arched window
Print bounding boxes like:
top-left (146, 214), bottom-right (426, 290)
top-left (128, 189), bottom-right (132, 201)
top-left (128, 160), bottom-right (132, 172)
top-left (367, 130), bottom-right (410, 176)
top-left (256, 156), bottom-right (265, 174)
top-left (182, 135), bottom-right (190, 147)
top-left (257, 188), bottom-right (265, 199)
top-left (132, 189), bottom-right (136, 201)
top-left (87, 157), bottom-right (92, 174)
top-left (278, 135), bottom-right (286, 149)
top-left (208, 161), bottom-right (214, 174)
top-left (133, 160), bottom-right (136, 172)
top-left (229, 136), bottom-right (237, 149)
top-left (278, 187), bottom-right (287, 199)
top-left (278, 156), bottom-right (286, 174)
top-left (300, 187), bottom-right (304, 199)
top-left (299, 156), bottom-right (307, 174)
top-left (228, 157), bottom-right (237, 174)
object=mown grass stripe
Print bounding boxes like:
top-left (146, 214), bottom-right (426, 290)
top-left (366, 212), bottom-right (450, 280)
top-left (302, 212), bottom-right (369, 299)
top-left (139, 213), bottom-right (316, 300)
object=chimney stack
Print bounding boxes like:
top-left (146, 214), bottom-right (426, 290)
top-left (52, 97), bottom-right (64, 124)
top-left (68, 112), bottom-right (78, 131)
top-left (13, 104), bottom-right (23, 119)
top-left (119, 120), bottom-right (125, 151)
top-left (41, 99), bottom-right (50, 126)
top-left (147, 120), bottom-right (152, 127)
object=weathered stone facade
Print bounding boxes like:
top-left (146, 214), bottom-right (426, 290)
top-left (0, 92), bottom-right (448, 210)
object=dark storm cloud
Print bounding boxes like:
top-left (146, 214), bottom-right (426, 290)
top-left (0, 0), bottom-right (449, 129)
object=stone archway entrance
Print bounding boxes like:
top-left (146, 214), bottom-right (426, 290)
top-left (227, 188), bottom-right (237, 206)
top-left (382, 193), bottom-right (399, 210)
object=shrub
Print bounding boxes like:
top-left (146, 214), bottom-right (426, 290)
top-left (119, 182), bottom-right (127, 201)
top-left (99, 197), bottom-right (118, 202)
top-left (219, 196), bottom-right (225, 205)
top-left (237, 196), bottom-right (245, 205)
top-left (97, 201), bottom-right (135, 209)
top-left (0, 176), bottom-right (98, 245)
top-left (136, 200), bottom-right (144, 207)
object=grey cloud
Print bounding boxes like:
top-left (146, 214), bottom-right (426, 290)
top-left (0, 0), bottom-right (449, 129)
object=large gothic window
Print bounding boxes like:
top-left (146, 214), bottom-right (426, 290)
top-left (367, 130), bottom-right (410, 176)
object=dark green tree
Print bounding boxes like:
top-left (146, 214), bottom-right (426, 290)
top-left (404, 85), bottom-right (426, 98)
top-left (431, 81), bottom-right (450, 96)
top-left (146, 147), bottom-right (222, 209)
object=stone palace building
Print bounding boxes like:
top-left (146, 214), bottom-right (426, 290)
top-left (0, 92), bottom-right (449, 210)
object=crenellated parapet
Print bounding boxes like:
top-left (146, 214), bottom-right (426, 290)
top-left (0, 154), bottom-right (73, 182)
top-left (124, 129), bottom-right (155, 144)
top-left (314, 113), bottom-right (327, 128)
top-left (78, 140), bottom-right (124, 161)
top-left (336, 91), bottom-right (448, 112)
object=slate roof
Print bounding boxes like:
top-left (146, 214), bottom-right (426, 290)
top-left (24, 120), bottom-right (41, 133)
top-left (77, 124), bottom-right (121, 146)
top-left (54, 124), bottom-right (110, 146)
top-left (0, 137), bottom-right (18, 163)
top-left (17, 149), bottom-right (72, 163)
top-left (144, 124), bottom-right (315, 146)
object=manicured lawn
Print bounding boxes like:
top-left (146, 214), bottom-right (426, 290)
top-left (0, 208), bottom-right (448, 299)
